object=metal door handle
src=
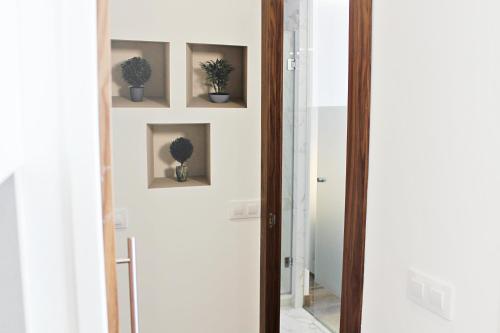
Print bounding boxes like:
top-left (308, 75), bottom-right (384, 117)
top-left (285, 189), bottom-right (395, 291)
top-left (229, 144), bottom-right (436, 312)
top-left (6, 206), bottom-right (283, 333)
top-left (116, 238), bottom-right (139, 333)
top-left (317, 177), bottom-right (327, 183)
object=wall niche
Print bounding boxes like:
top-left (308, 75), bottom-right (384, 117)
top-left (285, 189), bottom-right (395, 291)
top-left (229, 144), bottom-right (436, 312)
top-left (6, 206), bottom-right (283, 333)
top-left (147, 123), bottom-right (211, 189)
top-left (186, 43), bottom-right (247, 108)
top-left (111, 40), bottom-right (170, 108)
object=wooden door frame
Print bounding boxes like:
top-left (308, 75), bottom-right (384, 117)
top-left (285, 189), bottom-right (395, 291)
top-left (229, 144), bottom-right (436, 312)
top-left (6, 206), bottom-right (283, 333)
top-left (261, 0), bottom-right (284, 332)
top-left (97, 0), bottom-right (119, 332)
top-left (260, 0), bottom-right (372, 332)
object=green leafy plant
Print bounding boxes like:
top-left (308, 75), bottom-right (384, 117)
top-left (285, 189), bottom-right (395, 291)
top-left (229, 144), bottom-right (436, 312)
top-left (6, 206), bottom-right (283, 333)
top-left (170, 137), bottom-right (194, 166)
top-left (121, 57), bottom-right (152, 87)
top-left (200, 58), bottom-right (234, 94)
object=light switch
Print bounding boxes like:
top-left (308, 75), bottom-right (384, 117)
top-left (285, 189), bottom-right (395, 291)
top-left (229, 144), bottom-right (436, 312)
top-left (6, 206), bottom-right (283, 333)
top-left (407, 269), bottom-right (454, 321)
top-left (428, 288), bottom-right (445, 309)
top-left (115, 208), bottom-right (128, 230)
top-left (229, 200), bottom-right (260, 220)
top-left (408, 278), bottom-right (425, 303)
top-left (233, 204), bottom-right (245, 218)
top-left (247, 202), bottom-right (260, 218)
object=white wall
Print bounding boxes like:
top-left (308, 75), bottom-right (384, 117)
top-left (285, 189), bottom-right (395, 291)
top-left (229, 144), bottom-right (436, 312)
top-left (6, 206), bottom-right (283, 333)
top-left (362, 0), bottom-right (500, 332)
top-left (311, 0), bottom-right (349, 107)
top-left (110, 1), bottom-right (261, 332)
top-left (0, 1), bottom-right (22, 184)
top-left (0, 176), bottom-right (25, 332)
top-left (2, 0), bottom-right (109, 332)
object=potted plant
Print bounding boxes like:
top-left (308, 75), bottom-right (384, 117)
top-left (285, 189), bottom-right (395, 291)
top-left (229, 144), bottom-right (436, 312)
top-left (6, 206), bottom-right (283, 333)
top-left (170, 137), bottom-right (194, 182)
top-left (200, 58), bottom-right (234, 103)
top-left (121, 57), bottom-right (152, 102)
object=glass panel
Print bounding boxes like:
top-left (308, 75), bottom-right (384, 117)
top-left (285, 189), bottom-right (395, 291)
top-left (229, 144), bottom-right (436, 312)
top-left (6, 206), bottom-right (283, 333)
top-left (281, 0), bottom-right (349, 332)
top-left (281, 30), bottom-right (296, 295)
top-left (303, 106), bottom-right (347, 332)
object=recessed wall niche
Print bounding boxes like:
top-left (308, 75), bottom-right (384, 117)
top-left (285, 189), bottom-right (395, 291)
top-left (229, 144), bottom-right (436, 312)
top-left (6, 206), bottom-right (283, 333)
top-left (147, 123), bottom-right (211, 189)
top-left (111, 40), bottom-right (170, 108)
top-left (187, 43), bottom-right (247, 108)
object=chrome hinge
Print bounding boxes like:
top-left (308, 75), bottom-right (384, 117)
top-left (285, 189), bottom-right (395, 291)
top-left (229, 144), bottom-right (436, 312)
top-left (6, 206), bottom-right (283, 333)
top-left (268, 213), bottom-right (276, 228)
top-left (287, 58), bottom-right (296, 71)
top-left (284, 257), bottom-right (293, 268)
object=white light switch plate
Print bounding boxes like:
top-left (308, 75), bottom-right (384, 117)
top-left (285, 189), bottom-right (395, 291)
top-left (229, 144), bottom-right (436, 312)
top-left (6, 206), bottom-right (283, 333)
top-left (229, 200), bottom-right (260, 220)
top-left (115, 208), bottom-right (128, 229)
top-left (407, 269), bottom-right (454, 320)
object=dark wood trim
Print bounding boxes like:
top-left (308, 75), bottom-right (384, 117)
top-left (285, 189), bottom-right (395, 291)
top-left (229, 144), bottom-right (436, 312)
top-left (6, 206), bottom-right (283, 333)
top-left (340, 0), bottom-right (372, 332)
top-left (260, 0), bottom-right (284, 332)
top-left (260, 0), bottom-right (372, 332)
top-left (97, 0), bottom-right (119, 332)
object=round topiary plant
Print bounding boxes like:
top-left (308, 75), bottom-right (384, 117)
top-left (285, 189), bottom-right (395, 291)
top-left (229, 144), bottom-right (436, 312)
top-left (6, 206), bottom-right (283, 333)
top-left (121, 57), bottom-right (152, 102)
top-left (121, 57), bottom-right (152, 87)
top-left (170, 137), bottom-right (194, 182)
top-left (170, 137), bottom-right (194, 166)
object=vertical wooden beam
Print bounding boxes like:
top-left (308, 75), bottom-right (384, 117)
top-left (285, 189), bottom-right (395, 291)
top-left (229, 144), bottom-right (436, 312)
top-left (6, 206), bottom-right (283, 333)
top-left (261, 0), bottom-right (284, 332)
top-left (340, 0), bottom-right (373, 332)
top-left (97, 0), bottom-right (119, 332)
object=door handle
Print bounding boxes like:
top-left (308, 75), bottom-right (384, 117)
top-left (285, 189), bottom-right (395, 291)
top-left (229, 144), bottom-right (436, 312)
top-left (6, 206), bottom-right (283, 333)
top-left (116, 238), bottom-right (139, 333)
top-left (317, 177), bottom-right (327, 183)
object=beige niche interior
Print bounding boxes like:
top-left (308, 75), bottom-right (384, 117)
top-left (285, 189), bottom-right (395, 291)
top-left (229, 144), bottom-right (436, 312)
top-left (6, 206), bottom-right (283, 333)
top-left (111, 40), bottom-right (170, 108)
top-left (147, 123), bottom-right (211, 189)
top-left (187, 43), bottom-right (247, 108)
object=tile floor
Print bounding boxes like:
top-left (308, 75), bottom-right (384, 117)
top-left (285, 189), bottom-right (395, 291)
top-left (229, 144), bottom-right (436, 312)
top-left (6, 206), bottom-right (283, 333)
top-left (303, 279), bottom-right (341, 332)
top-left (280, 307), bottom-right (331, 333)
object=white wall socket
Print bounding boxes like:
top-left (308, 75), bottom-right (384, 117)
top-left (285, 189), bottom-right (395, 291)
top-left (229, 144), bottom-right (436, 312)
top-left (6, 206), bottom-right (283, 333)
top-left (407, 268), bottom-right (455, 321)
top-left (229, 200), bottom-right (260, 220)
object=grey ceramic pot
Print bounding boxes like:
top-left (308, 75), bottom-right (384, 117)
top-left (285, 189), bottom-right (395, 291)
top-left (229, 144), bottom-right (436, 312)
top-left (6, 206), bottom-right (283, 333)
top-left (130, 86), bottom-right (144, 102)
top-left (208, 93), bottom-right (230, 103)
top-left (175, 165), bottom-right (188, 182)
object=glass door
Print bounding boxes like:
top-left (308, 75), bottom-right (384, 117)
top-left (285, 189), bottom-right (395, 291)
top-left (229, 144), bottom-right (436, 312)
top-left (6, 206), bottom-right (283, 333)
top-left (303, 106), bottom-right (347, 333)
top-left (280, 0), bottom-right (349, 332)
top-left (281, 30), bottom-right (297, 295)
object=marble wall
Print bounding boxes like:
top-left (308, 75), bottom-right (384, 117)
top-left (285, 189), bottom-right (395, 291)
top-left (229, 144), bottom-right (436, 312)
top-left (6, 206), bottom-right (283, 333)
top-left (285, 0), bottom-right (300, 31)
top-left (282, 0), bottom-right (313, 310)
